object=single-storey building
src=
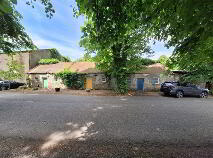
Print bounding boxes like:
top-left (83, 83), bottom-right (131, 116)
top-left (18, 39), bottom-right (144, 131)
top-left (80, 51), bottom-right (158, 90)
top-left (27, 62), bottom-right (174, 91)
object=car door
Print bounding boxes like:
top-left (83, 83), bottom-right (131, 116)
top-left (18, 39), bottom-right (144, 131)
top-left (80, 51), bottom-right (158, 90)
top-left (191, 85), bottom-right (202, 96)
top-left (182, 84), bottom-right (193, 96)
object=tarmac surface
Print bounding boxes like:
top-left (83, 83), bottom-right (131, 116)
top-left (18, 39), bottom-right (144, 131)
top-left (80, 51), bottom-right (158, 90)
top-left (0, 93), bottom-right (213, 157)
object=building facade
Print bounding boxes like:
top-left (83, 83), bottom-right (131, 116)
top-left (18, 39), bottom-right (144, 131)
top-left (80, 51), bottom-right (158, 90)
top-left (0, 49), bottom-right (58, 82)
top-left (28, 62), bottom-right (174, 91)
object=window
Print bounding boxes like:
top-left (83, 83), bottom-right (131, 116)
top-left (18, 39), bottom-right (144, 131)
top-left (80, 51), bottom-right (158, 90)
top-left (102, 76), bottom-right (106, 83)
top-left (151, 78), bottom-right (159, 84)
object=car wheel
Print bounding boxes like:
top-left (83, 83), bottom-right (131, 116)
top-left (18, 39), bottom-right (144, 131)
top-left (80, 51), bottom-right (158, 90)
top-left (176, 91), bottom-right (183, 98)
top-left (200, 92), bottom-right (208, 98)
top-left (164, 92), bottom-right (169, 96)
top-left (2, 87), bottom-right (6, 90)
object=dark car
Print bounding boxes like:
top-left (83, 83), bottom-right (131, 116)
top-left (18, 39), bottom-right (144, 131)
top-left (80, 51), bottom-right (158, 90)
top-left (9, 81), bottom-right (25, 89)
top-left (160, 81), bottom-right (180, 95)
top-left (170, 83), bottom-right (209, 98)
top-left (0, 81), bottom-right (25, 91)
top-left (0, 81), bottom-right (10, 90)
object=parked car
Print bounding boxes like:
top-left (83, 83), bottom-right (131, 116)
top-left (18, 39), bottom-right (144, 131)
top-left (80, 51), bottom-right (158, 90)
top-left (0, 81), bottom-right (25, 91)
top-left (170, 83), bottom-right (209, 98)
top-left (9, 81), bottom-right (25, 89)
top-left (160, 81), bottom-right (180, 95)
top-left (0, 81), bottom-right (10, 90)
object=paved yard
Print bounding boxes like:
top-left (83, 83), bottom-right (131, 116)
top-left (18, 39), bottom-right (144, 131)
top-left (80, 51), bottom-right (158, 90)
top-left (0, 93), bottom-right (213, 157)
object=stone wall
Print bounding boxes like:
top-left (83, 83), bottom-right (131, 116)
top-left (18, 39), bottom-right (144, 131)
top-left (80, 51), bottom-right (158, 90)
top-left (28, 74), bottom-right (66, 89)
top-left (85, 73), bottom-right (111, 90)
top-left (29, 49), bottom-right (52, 69)
top-left (129, 73), bottom-right (175, 91)
top-left (28, 72), bottom-right (176, 91)
top-left (0, 53), bottom-right (29, 73)
top-left (0, 49), bottom-right (52, 82)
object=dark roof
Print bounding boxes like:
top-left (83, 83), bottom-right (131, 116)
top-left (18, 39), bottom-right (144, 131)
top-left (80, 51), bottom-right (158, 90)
top-left (172, 70), bottom-right (188, 74)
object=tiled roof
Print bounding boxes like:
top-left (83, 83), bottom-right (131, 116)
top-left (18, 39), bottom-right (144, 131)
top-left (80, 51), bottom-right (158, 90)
top-left (137, 63), bottom-right (166, 74)
top-left (28, 62), bottom-right (101, 74)
top-left (28, 62), bottom-right (165, 74)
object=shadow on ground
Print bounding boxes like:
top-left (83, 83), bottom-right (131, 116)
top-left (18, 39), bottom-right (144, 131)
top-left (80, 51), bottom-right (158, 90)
top-left (1, 136), bottom-right (213, 158)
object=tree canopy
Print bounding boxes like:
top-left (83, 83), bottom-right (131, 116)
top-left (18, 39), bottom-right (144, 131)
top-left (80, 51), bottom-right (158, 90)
top-left (141, 0), bottom-right (213, 84)
top-left (0, 59), bottom-right (24, 80)
top-left (0, 0), bottom-right (55, 53)
top-left (157, 55), bottom-right (168, 65)
top-left (76, 0), bottom-right (153, 93)
top-left (76, 0), bottom-right (213, 92)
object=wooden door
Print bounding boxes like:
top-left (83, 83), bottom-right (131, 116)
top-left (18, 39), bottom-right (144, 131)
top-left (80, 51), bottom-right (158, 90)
top-left (86, 78), bottom-right (93, 89)
top-left (43, 79), bottom-right (48, 88)
top-left (137, 78), bottom-right (144, 91)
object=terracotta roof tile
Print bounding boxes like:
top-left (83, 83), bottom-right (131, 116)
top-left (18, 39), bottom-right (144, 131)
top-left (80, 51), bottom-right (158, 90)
top-left (28, 62), bottom-right (101, 74)
top-left (137, 63), bottom-right (166, 74)
top-left (28, 62), bottom-right (165, 74)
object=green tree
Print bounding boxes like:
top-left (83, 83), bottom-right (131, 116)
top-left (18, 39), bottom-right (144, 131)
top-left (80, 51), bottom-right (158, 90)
top-left (76, 53), bottom-right (95, 62)
top-left (140, 0), bottom-right (213, 86)
top-left (76, 0), bottom-right (152, 93)
top-left (77, 0), bottom-right (213, 90)
top-left (157, 55), bottom-right (168, 65)
top-left (0, 0), bottom-right (54, 53)
top-left (0, 59), bottom-right (25, 80)
top-left (61, 56), bottom-right (72, 62)
top-left (141, 58), bottom-right (156, 66)
top-left (38, 58), bottom-right (60, 65)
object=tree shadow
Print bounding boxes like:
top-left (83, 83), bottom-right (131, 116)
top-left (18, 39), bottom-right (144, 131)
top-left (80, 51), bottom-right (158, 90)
top-left (40, 121), bottom-right (98, 157)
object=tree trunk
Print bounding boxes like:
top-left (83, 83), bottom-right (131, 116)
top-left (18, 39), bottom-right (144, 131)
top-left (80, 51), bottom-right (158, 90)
top-left (111, 44), bottom-right (128, 94)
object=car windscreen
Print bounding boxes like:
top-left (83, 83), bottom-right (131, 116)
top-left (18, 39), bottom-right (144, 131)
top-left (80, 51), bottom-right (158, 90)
top-left (164, 83), bottom-right (174, 86)
top-left (164, 82), bottom-right (179, 86)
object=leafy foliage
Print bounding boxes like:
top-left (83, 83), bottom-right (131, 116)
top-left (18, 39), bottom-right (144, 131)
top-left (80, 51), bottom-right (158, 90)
top-left (49, 48), bottom-right (62, 59)
top-left (0, 0), bottom-right (55, 54)
top-left (77, 0), bottom-right (213, 92)
top-left (0, 9), bottom-right (35, 53)
top-left (56, 70), bottom-right (84, 89)
top-left (25, 0), bottom-right (55, 18)
top-left (49, 48), bottom-right (72, 62)
top-left (0, 59), bottom-right (24, 80)
top-left (0, 0), bottom-right (54, 18)
top-left (157, 55), bottom-right (168, 65)
top-left (140, 0), bottom-right (213, 87)
top-left (61, 56), bottom-right (72, 62)
top-left (141, 58), bottom-right (156, 66)
top-left (76, 53), bottom-right (95, 62)
top-left (38, 58), bottom-right (60, 65)
top-left (76, 0), bottom-right (152, 93)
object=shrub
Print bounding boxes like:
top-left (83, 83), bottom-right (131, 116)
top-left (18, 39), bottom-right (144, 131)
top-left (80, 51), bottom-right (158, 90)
top-left (38, 58), bottom-right (60, 65)
top-left (56, 69), bottom-right (84, 89)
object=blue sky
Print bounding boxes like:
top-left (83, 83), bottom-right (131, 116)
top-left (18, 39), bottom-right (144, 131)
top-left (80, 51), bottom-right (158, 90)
top-left (16, 0), bottom-right (173, 60)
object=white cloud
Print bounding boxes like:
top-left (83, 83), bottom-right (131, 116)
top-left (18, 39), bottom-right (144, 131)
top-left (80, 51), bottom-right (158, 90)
top-left (32, 34), bottom-right (84, 59)
top-left (149, 51), bottom-right (173, 60)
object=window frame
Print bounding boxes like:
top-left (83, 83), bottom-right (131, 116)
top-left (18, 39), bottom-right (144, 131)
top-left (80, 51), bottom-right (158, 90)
top-left (101, 75), bottom-right (107, 83)
top-left (151, 78), bottom-right (160, 85)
